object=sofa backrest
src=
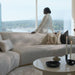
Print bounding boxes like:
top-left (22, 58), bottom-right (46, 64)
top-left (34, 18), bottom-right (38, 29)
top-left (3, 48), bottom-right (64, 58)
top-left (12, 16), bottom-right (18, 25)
top-left (0, 32), bottom-right (46, 46)
top-left (0, 32), bottom-right (75, 46)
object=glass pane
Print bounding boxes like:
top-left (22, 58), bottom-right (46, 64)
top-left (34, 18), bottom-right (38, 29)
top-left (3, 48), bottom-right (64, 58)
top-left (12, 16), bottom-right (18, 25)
top-left (38, 0), bottom-right (72, 34)
top-left (0, 0), bottom-right (35, 32)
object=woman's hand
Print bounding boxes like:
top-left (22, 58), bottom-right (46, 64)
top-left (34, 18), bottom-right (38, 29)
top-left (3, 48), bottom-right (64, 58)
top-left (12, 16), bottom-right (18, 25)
top-left (31, 31), bottom-right (36, 34)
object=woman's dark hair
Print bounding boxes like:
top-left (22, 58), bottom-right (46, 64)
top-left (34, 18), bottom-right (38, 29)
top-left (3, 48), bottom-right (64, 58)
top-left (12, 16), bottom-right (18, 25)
top-left (44, 7), bottom-right (51, 14)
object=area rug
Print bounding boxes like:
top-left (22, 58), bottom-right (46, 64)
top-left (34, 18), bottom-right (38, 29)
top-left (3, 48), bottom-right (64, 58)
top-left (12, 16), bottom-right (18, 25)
top-left (8, 65), bottom-right (42, 75)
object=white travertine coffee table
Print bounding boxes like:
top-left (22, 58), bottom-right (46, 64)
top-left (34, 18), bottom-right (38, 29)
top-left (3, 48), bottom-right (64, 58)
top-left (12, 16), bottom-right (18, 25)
top-left (33, 54), bottom-right (75, 75)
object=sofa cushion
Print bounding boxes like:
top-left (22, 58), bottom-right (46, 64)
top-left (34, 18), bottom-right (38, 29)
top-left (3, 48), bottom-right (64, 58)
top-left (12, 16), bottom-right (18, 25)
top-left (13, 45), bottom-right (48, 65)
top-left (13, 44), bottom-right (75, 66)
top-left (0, 51), bottom-right (20, 75)
top-left (13, 45), bottom-right (67, 65)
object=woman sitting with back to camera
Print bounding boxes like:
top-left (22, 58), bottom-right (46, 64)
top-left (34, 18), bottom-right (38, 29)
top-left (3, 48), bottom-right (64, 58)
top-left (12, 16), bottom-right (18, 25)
top-left (32, 7), bottom-right (53, 33)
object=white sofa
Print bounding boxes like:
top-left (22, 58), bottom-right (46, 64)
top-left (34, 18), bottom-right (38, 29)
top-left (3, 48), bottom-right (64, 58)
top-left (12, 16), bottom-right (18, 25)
top-left (0, 32), bottom-right (75, 75)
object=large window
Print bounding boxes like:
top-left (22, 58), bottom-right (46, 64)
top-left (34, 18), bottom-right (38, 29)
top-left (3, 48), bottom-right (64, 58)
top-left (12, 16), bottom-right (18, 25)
top-left (0, 0), bottom-right (72, 34)
top-left (0, 0), bottom-right (36, 32)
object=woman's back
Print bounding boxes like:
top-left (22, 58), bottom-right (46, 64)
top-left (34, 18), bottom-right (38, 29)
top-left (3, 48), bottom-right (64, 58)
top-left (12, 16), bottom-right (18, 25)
top-left (35, 14), bottom-right (53, 33)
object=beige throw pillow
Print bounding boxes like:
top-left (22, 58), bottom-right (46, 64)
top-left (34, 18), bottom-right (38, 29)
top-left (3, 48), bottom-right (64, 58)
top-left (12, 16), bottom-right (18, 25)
top-left (41, 32), bottom-right (61, 45)
top-left (0, 39), bottom-right (13, 52)
top-left (47, 33), bottom-right (57, 44)
top-left (41, 33), bottom-right (57, 44)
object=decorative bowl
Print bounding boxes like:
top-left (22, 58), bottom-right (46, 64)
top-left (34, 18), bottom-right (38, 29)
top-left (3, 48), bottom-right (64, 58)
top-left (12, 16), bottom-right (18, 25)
top-left (46, 61), bottom-right (60, 68)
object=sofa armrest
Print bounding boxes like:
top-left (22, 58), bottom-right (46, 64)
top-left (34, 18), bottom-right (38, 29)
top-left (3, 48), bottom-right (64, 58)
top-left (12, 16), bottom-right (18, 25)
top-left (69, 36), bottom-right (75, 44)
top-left (0, 51), bottom-right (20, 75)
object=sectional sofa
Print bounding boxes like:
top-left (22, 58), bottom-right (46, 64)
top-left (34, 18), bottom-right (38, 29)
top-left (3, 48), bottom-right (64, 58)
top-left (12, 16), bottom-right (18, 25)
top-left (0, 32), bottom-right (75, 75)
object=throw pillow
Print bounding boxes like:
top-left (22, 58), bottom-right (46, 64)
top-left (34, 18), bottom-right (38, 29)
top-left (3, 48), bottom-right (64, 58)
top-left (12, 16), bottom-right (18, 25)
top-left (41, 33), bottom-right (57, 44)
top-left (48, 33), bottom-right (57, 44)
top-left (0, 39), bottom-right (13, 52)
top-left (60, 30), bottom-right (70, 44)
top-left (41, 32), bottom-right (61, 45)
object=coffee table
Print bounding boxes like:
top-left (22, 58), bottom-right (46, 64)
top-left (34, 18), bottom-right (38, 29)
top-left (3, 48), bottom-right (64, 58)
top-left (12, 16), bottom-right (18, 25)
top-left (33, 54), bottom-right (75, 75)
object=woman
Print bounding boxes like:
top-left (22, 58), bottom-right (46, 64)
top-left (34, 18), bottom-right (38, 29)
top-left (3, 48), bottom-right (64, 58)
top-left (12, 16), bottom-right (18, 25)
top-left (32, 7), bottom-right (53, 33)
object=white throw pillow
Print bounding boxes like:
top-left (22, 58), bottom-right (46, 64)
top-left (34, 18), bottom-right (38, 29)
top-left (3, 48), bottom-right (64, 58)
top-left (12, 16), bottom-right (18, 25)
top-left (0, 39), bottom-right (13, 52)
top-left (0, 35), bottom-right (2, 40)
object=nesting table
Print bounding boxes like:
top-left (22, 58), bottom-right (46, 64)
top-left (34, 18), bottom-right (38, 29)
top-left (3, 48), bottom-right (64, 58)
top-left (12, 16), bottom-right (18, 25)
top-left (33, 54), bottom-right (75, 75)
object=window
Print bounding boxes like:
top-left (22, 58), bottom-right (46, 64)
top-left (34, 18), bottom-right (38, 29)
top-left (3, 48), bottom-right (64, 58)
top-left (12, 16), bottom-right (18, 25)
top-left (0, 0), bottom-right (72, 34)
top-left (0, 0), bottom-right (35, 32)
top-left (38, 0), bottom-right (72, 34)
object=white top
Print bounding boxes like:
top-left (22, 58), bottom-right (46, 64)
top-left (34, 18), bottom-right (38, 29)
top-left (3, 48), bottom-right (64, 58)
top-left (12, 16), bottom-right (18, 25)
top-left (35, 14), bottom-right (53, 33)
top-left (33, 54), bottom-right (75, 73)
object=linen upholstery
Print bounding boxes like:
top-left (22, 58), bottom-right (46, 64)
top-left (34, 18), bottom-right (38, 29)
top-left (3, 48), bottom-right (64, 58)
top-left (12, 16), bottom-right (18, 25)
top-left (13, 44), bottom-right (75, 65)
top-left (0, 51), bottom-right (20, 75)
top-left (13, 44), bottom-right (64, 65)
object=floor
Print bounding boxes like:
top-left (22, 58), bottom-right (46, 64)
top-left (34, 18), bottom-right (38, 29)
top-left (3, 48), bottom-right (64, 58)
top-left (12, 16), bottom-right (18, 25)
top-left (8, 65), bottom-right (42, 75)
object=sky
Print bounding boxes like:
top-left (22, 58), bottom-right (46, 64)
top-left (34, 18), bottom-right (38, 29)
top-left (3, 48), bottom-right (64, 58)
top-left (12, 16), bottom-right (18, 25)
top-left (0, 0), bottom-right (72, 21)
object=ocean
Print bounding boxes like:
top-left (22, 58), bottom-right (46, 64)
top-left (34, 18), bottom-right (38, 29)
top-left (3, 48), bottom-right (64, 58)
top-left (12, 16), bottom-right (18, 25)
top-left (1, 20), bottom-right (71, 34)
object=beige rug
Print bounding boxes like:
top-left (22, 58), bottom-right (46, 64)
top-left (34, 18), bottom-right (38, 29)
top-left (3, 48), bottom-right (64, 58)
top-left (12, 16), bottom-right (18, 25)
top-left (8, 65), bottom-right (42, 75)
